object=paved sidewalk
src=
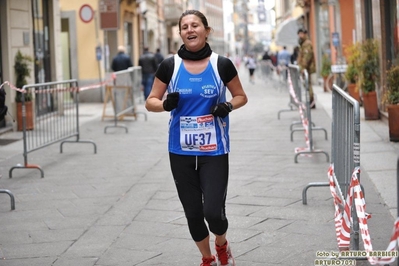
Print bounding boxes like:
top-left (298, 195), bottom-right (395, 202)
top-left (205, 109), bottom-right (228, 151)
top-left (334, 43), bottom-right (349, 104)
top-left (0, 67), bottom-right (398, 266)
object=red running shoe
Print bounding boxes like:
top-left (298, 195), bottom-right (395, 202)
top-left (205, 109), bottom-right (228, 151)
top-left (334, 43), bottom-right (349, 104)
top-left (215, 241), bottom-right (236, 266)
top-left (201, 255), bottom-right (217, 266)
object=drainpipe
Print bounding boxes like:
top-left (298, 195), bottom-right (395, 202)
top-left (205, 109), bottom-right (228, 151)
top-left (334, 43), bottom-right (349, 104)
top-left (328, 0), bottom-right (344, 64)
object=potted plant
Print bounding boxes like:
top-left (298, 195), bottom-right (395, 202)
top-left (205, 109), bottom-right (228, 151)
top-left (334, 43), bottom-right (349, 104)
top-left (321, 54), bottom-right (332, 92)
top-left (344, 42), bottom-right (361, 104)
top-left (358, 39), bottom-right (380, 120)
top-left (383, 64), bottom-right (399, 141)
top-left (14, 50), bottom-right (34, 130)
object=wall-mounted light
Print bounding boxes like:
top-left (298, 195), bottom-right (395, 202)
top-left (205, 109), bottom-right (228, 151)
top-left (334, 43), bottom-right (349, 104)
top-left (296, 0), bottom-right (311, 8)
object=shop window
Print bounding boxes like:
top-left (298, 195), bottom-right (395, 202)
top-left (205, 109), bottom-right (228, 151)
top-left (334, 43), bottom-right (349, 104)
top-left (0, 25), bottom-right (2, 85)
top-left (32, 0), bottom-right (51, 84)
top-left (32, 0), bottom-right (54, 116)
top-left (317, 2), bottom-right (331, 72)
top-left (124, 22), bottom-right (134, 63)
top-left (0, 25), bottom-right (4, 128)
top-left (364, 0), bottom-right (374, 39)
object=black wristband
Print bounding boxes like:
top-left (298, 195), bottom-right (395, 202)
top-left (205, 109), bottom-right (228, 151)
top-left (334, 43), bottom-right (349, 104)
top-left (225, 102), bottom-right (233, 112)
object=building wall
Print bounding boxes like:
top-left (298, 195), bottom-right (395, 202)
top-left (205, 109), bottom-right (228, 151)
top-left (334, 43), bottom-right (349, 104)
top-left (205, 1), bottom-right (225, 54)
top-left (59, 0), bottom-right (141, 102)
top-left (60, 0), bottom-right (102, 81)
top-left (1, 0), bottom-right (35, 129)
top-left (51, 0), bottom-right (63, 82)
top-left (223, 0), bottom-right (235, 56)
top-left (340, 0), bottom-right (355, 50)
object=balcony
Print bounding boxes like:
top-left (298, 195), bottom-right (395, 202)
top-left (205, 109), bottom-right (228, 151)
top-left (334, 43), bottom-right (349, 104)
top-left (164, 0), bottom-right (184, 26)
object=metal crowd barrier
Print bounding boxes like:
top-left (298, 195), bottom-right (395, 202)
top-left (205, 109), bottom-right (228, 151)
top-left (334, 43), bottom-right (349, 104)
top-left (302, 84), bottom-right (360, 201)
top-left (9, 80), bottom-right (97, 178)
top-left (103, 66), bottom-right (147, 133)
top-left (277, 64), bottom-right (301, 119)
top-left (0, 87), bottom-right (15, 210)
top-left (0, 189), bottom-right (15, 210)
top-left (288, 65), bottom-right (328, 142)
top-left (286, 66), bottom-right (329, 163)
top-left (331, 85), bottom-right (361, 201)
top-left (302, 84), bottom-right (361, 247)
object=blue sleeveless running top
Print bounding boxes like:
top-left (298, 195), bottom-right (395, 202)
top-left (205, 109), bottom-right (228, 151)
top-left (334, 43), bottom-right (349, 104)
top-left (167, 53), bottom-right (230, 156)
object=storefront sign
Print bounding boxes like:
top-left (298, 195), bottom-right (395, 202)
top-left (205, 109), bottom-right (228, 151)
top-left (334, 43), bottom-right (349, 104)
top-left (99, 0), bottom-right (119, 30)
top-left (332, 32), bottom-right (340, 47)
top-left (331, 64), bottom-right (347, 74)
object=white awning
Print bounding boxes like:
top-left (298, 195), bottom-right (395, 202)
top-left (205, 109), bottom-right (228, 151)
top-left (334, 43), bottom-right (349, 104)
top-left (274, 17), bottom-right (301, 47)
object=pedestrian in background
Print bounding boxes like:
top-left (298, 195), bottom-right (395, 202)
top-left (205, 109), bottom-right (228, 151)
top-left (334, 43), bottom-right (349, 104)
top-left (154, 48), bottom-right (164, 65)
top-left (277, 46), bottom-right (291, 81)
top-left (245, 54), bottom-right (257, 84)
top-left (145, 9), bottom-right (247, 266)
top-left (234, 56), bottom-right (241, 69)
top-left (262, 50), bottom-right (271, 61)
top-left (297, 29), bottom-right (316, 108)
top-left (138, 47), bottom-right (158, 100)
top-left (261, 51), bottom-right (273, 77)
top-left (290, 46), bottom-right (299, 64)
top-left (111, 45), bottom-right (133, 72)
top-left (277, 46), bottom-right (290, 67)
top-left (270, 52), bottom-right (277, 67)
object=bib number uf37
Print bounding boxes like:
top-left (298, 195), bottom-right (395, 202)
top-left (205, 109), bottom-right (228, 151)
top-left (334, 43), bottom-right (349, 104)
top-left (180, 115), bottom-right (217, 152)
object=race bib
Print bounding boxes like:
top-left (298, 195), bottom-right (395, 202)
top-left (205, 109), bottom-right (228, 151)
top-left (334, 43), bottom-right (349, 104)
top-left (180, 115), bottom-right (217, 152)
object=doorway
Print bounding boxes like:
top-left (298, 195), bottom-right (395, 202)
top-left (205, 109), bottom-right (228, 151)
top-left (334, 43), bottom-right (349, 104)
top-left (0, 15), bottom-right (4, 129)
top-left (61, 11), bottom-right (78, 81)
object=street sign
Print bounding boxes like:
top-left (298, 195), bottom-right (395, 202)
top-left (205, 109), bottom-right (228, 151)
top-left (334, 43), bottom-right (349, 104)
top-left (99, 0), bottom-right (119, 30)
top-left (331, 64), bottom-right (347, 74)
top-left (95, 46), bottom-right (102, 61)
top-left (79, 4), bottom-right (94, 23)
top-left (332, 32), bottom-right (340, 47)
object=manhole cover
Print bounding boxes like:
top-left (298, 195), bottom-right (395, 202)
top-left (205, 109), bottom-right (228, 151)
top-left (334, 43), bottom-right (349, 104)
top-left (0, 139), bottom-right (20, 146)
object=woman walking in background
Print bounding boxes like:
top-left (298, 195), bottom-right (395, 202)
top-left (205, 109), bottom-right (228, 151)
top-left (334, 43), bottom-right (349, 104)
top-left (245, 54), bottom-right (257, 84)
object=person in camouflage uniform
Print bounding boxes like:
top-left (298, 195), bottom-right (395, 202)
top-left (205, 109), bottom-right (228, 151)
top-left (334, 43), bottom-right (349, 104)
top-left (297, 29), bottom-right (316, 108)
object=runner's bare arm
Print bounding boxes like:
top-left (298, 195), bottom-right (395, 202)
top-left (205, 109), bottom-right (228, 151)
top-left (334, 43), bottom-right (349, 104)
top-left (226, 75), bottom-right (248, 110)
top-left (145, 77), bottom-right (168, 112)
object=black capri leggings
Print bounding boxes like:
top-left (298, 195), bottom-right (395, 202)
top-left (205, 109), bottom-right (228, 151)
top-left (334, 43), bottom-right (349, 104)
top-left (169, 153), bottom-right (229, 242)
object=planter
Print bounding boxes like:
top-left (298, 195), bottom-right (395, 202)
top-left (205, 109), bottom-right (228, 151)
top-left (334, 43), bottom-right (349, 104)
top-left (17, 101), bottom-right (34, 131)
top-left (347, 83), bottom-right (361, 104)
top-left (362, 91), bottom-right (379, 120)
top-left (387, 104), bottom-right (399, 142)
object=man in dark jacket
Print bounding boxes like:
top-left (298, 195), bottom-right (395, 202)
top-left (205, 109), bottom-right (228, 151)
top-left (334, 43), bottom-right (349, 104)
top-left (111, 46), bottom-right (133, 72)
top-left (0, 87), bottom-right (8, 122)
top-left (138, 47), bottom-right (158, 100)
top-left (154, 48), bottom-right (164, 66)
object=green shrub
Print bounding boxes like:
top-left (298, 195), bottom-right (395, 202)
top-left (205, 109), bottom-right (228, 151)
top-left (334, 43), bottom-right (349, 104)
top-left (14, 50), bottom-right (33, 102)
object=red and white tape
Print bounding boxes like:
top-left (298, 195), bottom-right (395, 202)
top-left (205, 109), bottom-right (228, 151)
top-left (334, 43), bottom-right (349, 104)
top-left (0, 74), bottom-right (116, 94)
top-left (287, 70), bottom-right (311, 154)
top-left (329, 164), bottom-right (399, 264)
top-left (0, 81), bottom-right (25, 93)
top-left (79, 74), bottom-right (116, 91)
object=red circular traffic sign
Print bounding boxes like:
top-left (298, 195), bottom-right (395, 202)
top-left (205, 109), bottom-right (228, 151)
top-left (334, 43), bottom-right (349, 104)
top-left (79, 4), bottom-right (94, 23)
